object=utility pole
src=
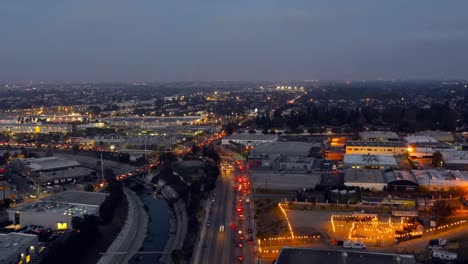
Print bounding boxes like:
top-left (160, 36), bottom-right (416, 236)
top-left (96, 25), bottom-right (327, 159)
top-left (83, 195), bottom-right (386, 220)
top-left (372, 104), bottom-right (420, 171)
top-left (100, 151), bottom-right (104, 182)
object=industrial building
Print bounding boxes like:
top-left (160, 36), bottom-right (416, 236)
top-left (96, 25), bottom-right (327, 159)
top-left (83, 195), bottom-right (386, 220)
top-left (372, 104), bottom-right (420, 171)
top-left (440, 151), bottom-right (468, 171)
top-left (345, 141), bottom-right (407, 155)
top-left (412, 170), bottom-right (468, 191)
top-left (275, 247), bottom-right (416, 264)
top-left (344, 169), bottom-right (420, 192)
top-left (343, 154), bottom-right (399, 170)
top-left (19, 157), bottom-right (94, 185)
top-left (222, 133), bottom-right (278, 145)
top-left (415, 130), bottom-right (454, 142)
top-left (0, 232), bottom-right (39, 264)
top-left (7, 191), bottom-right (107, 230)
top-left (344, 169), bottom-right (387, 191)
top-left (249, 142), bottom-right (318, 170)
top-left (358, 131), bottom-right (400, 141)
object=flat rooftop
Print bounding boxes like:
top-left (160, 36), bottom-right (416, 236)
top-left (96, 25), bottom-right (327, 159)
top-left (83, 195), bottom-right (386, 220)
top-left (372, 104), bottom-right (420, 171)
top-left (441, 151), bottom-right (468, 164)
top-left (344, 169), bottom-right (386, 184)
top-left (359, 131), bottom-right (400, 140)
top-left (0, 233), bottom-right (38, 262)
top-left (344, 154), bottom-right (398, 166)
top-left (11, 200), bottom-right (99, 216)
top-left (405, 136), bottom-right (437, 144)
top-left (225, 133), bottom-right (278, 141)
top-left (276, 247), bottom-right (416, 264)
top-left (346, 141), bottom-right (406, 147)
top-left (412, 170), bottom-right (468, 185)
top-left (251, 142), bottom-right (313, 157)
top-left (43, 191), bottom-right (108, 206)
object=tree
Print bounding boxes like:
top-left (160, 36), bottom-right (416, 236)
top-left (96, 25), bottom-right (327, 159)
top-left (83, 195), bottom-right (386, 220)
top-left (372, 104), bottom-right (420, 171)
top-left (83, 184), bottom-right (94, 192)
top-left (432, 151), bottom-right (443, 167)
top-left (104, 168), bottom-right (123, 203)
top-left (72, 144), bottom-right (80, 154)
top-left (431, 200), bottom-right (452, 219)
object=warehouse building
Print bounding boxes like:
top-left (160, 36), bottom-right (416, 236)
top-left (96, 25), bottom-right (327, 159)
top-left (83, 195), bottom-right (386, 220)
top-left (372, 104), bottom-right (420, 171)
top-left (358, 131), bottom-right (400, 141)
top-left (345, 141), bottom-right (407, 155)
top-left (415, 130), bottom-right (454, 142)
top-left (20, 157), bottom-right (94, 185)
top-left (0, 232), bottom-right (39, 264)
top-left (412, 169), bottom-right (468, 191)
top-left (441, 151), bottom-right (468, 171)
top-left (7, 191), bottom-right (107, 230)
top-left (343, 154), bottom-right (399, 170)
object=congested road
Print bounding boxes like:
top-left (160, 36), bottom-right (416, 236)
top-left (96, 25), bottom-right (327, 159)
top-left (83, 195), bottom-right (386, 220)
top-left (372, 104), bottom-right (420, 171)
top-left (195, 147), bottom-right (257, 264)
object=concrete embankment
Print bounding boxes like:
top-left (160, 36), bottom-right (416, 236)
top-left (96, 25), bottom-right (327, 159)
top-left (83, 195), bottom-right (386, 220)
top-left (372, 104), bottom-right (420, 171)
top-left (97, 188), bottom-right (149, 264)
top-left (158, 186), bottom-right (189, 264)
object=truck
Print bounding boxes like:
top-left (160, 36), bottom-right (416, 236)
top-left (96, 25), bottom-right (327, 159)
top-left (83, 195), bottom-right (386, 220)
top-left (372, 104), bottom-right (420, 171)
top-left (428, 239), bottom-right (447, 249)
top-left (343, 240), bottom-right (366, 249)
top-left (431, 249), bottom-right (457, 261)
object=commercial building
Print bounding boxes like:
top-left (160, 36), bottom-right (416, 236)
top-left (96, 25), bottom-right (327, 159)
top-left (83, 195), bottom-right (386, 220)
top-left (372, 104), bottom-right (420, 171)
top-left (275, 247), bottom-right (416, 264)
top-left (8, 191), bottom-right (108, 230)
top-left (0, 232), bottom-right (39, 264)
top-left (405, 136), bottom-right (437, 144)
top-left (440, 151), bottom-right (468, 171)
top-left (222, 133), bottom-right (278, 146)
top-left (345, 141), bottom-right (407, 155)
top-left (358, 131), bottom-right (400, 141)
top-left (343, 154), bottom-right (399, 170)
top-left (0, 123), bottom-right (72, 134)
top-left (412, 169), bottom-right (468, 191)
top-left (20, 157), bottom-right (94, 185)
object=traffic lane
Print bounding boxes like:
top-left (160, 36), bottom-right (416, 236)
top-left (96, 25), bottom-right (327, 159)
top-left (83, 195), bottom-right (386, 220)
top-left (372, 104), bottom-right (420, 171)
top-left (211, 173), bottom-right (229, 264)
top-left (205, 169), bottom-right (232, 264)
top-left (214, 169), bottom-right (236, 264)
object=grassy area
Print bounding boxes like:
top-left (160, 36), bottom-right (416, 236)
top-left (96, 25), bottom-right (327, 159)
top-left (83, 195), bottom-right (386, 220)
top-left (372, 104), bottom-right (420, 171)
top-left (254, 198), bottom-right (289, 238)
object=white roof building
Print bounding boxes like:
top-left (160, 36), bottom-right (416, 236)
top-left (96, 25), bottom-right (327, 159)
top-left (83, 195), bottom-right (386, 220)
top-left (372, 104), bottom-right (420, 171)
top-left (343, 154), bottom-right (399, 170)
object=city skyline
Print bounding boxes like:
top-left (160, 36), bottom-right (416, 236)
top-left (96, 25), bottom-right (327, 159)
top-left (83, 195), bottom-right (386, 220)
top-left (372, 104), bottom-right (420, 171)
top-left (1, 0), bottom-right (468, 82)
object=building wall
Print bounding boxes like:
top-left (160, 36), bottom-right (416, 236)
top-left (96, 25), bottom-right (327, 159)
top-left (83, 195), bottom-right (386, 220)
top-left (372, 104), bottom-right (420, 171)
top-left (346, 146), bottom-right (407, 155)
top-left (9, 211), bottom-right (74, 229)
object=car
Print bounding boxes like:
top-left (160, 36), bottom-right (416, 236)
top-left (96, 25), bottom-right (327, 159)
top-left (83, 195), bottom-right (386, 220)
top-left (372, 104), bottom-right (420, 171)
top-left (248, 227), bottom-right (252, 233)
top-left (238, 242), bottom-right (243, 248)
top-left (239, 234), bottom-right (244, 240)
top-left (28, 194), bottom-right (37, 199)
top-left (237, 255), bottom-right (244, 262)
top-left (239, 219), bottom-right (243, 224)
top-left (207, 221), bottom-right (211, 227)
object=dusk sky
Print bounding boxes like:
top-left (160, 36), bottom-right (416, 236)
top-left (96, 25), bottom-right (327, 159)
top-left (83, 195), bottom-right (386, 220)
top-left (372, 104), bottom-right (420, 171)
top-left (1, 0), bottom-right (468, 81)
